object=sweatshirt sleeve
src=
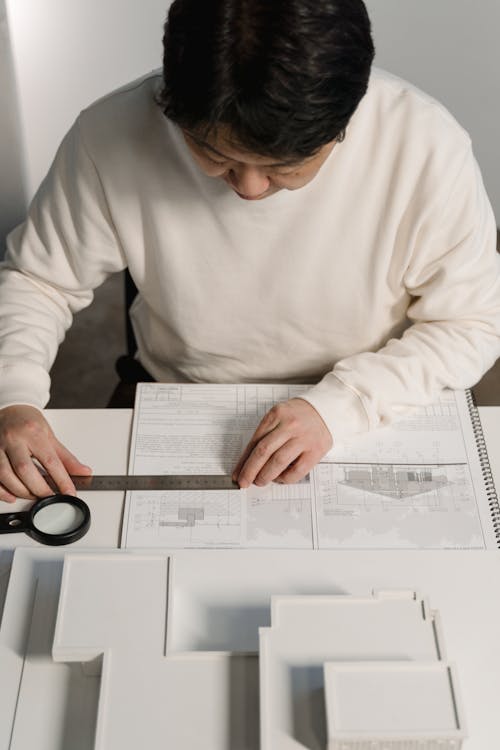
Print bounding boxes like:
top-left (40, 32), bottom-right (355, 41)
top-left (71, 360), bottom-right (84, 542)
top-left (302, 145), bottom-right (500, 443)
top-left (0, 118), bottom-right (126, 410)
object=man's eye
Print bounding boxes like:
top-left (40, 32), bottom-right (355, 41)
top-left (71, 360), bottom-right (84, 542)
top-left (271, 163), bottom-right (303, 175)
top-left (206, 154), bottom-right (227, 166)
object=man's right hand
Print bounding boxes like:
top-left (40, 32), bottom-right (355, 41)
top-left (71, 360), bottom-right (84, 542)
top-left (0, 405), bottom-right (92, 503)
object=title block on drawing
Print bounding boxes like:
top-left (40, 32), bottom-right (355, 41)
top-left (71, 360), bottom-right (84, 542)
top-left (324, 661), bottom-right (466, 750)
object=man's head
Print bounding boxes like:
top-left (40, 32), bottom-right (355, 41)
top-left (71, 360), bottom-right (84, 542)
top-left (159, 0), bottom-right (374, 199)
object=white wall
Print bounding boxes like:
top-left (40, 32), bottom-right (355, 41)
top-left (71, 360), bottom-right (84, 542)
top-left (0, 0), bottom-right (498, 255)
top-left (5, 0), bottom-right (168, 204)
top-left (365, 0), bottom-right (500, 223)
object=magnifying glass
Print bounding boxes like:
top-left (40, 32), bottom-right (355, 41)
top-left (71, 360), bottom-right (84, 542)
top-left (0, 494), bottom-right (91, 546)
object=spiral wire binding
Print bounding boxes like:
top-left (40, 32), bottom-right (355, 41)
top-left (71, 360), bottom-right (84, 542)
top-left (466, 389), bottom-right (500, 547)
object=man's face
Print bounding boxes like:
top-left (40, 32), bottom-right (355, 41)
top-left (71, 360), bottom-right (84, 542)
top-left (182, 126), bottom-right (336, 201)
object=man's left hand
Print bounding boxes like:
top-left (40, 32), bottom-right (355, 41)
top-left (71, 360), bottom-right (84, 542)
top-left (232, 398), bottom-right (332, 488)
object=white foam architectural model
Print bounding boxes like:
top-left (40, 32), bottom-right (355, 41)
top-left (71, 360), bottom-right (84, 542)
top-left (259, 592), bottom-right (465, 750)
top-left (323, 662), bottom-right (462, 749)
top-left (0, 550), bottom-right (467, 749)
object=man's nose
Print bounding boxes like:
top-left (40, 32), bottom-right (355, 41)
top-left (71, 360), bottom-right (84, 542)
top-left (230, 165), bottom-right (270, 198)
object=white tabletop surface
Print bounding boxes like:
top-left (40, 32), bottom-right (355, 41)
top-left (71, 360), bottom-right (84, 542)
top-left (1, 408), bottom-right (499, 749)
top-left (0, 406), bottom-right (499, 549)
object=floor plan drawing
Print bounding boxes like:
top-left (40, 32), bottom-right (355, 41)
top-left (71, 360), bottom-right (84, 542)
top-left (337, 463), bottom-right (450, 500)
top-left (127, 479), bottom-right (315, 549)
top-left (314, 462), bottom-right (484, 549)
top-left (130, 489), bottom-right (243, 547)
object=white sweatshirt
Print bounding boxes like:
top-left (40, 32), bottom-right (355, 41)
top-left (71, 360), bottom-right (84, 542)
top-left (1, 69), bottom-right (499, 442)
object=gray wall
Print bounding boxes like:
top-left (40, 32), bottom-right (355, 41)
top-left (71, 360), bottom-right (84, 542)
top-left (0, 0), bottom-right (26, 255)
top-left (1, 1), bottom-right (499, 257)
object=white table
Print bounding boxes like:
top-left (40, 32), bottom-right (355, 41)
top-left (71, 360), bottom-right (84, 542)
top-left (1, 408), bottom-right (500, 749)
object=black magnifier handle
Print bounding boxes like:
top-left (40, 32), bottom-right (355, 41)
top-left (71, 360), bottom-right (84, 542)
top-left (0, 510), bottom-right (31, 535)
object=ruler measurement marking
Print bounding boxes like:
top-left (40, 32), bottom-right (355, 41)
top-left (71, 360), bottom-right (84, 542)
top-left (64, 474), bottom-right (240, 492)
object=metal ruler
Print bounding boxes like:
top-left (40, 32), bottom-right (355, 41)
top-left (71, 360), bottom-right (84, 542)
top-left (63, 474), bottom-right (239, 492)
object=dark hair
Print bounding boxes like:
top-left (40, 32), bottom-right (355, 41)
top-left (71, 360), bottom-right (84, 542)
top-left (159, 0), bottom-right (374, 160)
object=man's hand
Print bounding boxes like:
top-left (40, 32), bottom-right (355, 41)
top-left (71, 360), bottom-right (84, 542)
top-left (0, 405), bottom-right (92, 503)
top-left (232, 398), bottom-right (332, 488)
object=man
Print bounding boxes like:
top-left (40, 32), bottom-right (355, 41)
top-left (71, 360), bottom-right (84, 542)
top-left (0, 0), bottom-right (499, 503)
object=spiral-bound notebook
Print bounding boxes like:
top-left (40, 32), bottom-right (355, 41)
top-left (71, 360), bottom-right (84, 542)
top-left (122, 384), bottom-right (499, 550)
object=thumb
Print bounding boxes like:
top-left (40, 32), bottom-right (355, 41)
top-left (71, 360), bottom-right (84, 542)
top-left (55, 440), bottom-right (93, 475)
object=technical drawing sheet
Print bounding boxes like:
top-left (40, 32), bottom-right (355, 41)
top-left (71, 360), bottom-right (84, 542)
top-left (314, 389), bottom-right (497, 550)
top-left (122, 383), bottom-right (318, 549)
top-left (121, 384), bottom-right (499, 549)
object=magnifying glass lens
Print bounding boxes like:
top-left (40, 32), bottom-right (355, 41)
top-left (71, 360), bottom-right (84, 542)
top-left (33, 501), bottom-right (86, 535)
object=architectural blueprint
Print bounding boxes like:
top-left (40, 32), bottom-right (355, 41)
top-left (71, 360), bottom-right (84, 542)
top-left (315, 462), bottom-right (484, 549)
top-left (121, 384), bottom-right (498, 549)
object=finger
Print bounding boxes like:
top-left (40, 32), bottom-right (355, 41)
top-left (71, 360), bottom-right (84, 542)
top-left (253, 439), bottom-right (302, 486)
top-left (233, 407), bottom-right (284, 480)
top-left (6, 444), bottom-right (56, 498)
top-left (54, 440), bottom-right (92, 476)
top-left (276, 452), bottom-right (316, 484)
top-left (0, 451), bottom-right (38, 500)
top-left (0, 483), bottom-right (19, 504)
top-left (236, 429), bottom-right (293, 488)
top-left (37, 451), bottom-right (79, 496)
top-left (232, 445), bottom-right (254, 482)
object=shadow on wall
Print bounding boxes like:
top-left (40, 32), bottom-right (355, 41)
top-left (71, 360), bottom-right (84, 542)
top-left (0, 0), bottom-right (26, 258)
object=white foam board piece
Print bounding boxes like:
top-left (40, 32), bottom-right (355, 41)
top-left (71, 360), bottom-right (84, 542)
top-left (51, 553), bottom-right (256, 749)
top-left (1, 548), bottom-right (500, 749)
top-left (259, 593), bottom-right (447, 750)
top-left (166, 551), bottom-right (348, 654)
top-left (324, 661), bottom-right (465, 748)
top-left (267, 591), bottom-right (443, 660)
top-left (53, 554), bottom-right (170, 661)
top-left (0, 553), bottom-right (98, 750)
